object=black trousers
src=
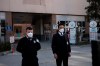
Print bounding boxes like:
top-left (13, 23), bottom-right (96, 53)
top-left (22, 57), bottom-right (39, 66)
top-left (56, 54), bottom-right (68, 66)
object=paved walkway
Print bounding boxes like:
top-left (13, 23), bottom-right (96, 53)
top-left (0, 41), bottom-right (92, 66)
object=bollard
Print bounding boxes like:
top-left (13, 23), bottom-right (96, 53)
top-left (98, 41), bottom-right (100, 65)
top-left (11, 43), bottom-right (15, 55)
top-left (91, 40), bottom-right (100, 66)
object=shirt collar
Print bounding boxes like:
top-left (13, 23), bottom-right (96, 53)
top-left (58, 32), bottom-right (64, 36)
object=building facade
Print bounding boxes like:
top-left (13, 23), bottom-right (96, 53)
top-left (0, 0), bottom-right (89, 43)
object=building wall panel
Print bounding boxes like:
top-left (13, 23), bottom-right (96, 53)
top-left (0, 0), bottom-right (88, 15)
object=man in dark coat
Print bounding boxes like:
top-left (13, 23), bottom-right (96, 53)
top-left (16, 27), bottom-right (41, 66)
top-left (51, 24), bottom-right (71, 66)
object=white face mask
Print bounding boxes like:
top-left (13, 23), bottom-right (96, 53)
top-left (59, 28), bottom-right (64, 33)
top-left (27, 32), bottom-right (33, 38)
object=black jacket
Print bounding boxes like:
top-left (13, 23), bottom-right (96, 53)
top-left (16, 36), bottom-right (41, 59)
top-left (51, 33), bottom-right (71, 55)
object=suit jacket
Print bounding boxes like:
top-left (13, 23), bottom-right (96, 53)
top-left (16, 36), bottom-right (41, 59)
top-left (51, 33), bottom-right (71, 55)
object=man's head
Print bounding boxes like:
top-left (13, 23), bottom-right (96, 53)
top-left (58, 24), bottom-right (65, 33)
top-left (26, 27), bottom-right (33, 38)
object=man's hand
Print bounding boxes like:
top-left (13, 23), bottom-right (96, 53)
top-left (54, 53), bottom-right (58, 59)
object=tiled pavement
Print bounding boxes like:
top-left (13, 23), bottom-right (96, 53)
top-left (0, 41), bottom-right (92, 66)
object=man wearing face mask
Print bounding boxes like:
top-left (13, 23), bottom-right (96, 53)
top-left (16, 27), bottom-right (41, 66)
top-left (51, 24), bottom-right (71, 66)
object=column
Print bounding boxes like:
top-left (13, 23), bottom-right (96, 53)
top-left (51, 15), bottom-right (56, 37)
top-left (5, 12), bottom-right (13, 42)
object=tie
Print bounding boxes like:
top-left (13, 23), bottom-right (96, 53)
top-left (61, 33), bottom-right (63, 36)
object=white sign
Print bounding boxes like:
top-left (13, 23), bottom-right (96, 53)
top-left (10, 36), bottom-right (15, 43)
top-left (69, 21), bottom-right (76, 28)
top-left (89, 21), bottom-right (98, 41)
top-left (90, 28), bottom-right (97, 32)
top-left (90, 21), bottom-right (97, 28)
top-left (90, 32), bottom-right (98, 41)
top-left (0, 12), bottom-right (6, 20)
top-left (53, 24), bottom-right (58, 29)
top-left (70, 28), bottom-right (76, 44)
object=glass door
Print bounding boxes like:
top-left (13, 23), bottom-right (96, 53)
top-left (14, 26), bottom-right (22, 40)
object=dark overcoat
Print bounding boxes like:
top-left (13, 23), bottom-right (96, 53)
top-left (16, 36), bottom-right (41, 66)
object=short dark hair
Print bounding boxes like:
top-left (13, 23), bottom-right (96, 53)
top-left (26, 27), bottom-right (33, 30)
top-left (58, 24), bottom-right (64, 28)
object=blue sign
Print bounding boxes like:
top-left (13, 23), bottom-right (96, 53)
top-left (6, 25), bottom-right (12, 31)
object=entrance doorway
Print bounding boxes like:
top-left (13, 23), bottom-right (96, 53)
top-left (12, 13), bottom-right (52, 41)
top-left (32, 14), bottom-right (52, 41)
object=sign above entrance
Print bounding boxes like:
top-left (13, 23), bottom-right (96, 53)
top-left (69, 21), bottom-right (76, 28)
top-left (90, 21), bottom-right (97, 28)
